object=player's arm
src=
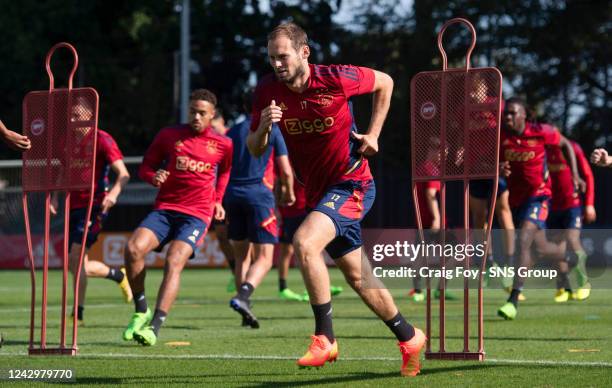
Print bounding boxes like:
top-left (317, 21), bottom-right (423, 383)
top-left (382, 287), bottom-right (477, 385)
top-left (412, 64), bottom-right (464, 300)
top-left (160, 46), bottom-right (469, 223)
top-left (49, 192), bottom-right (59, 215)
top-left (101, 159), bottom-right (130, 214)
top-left (247, 100), bottom-right (282, 157)
top-left (270, 125), bottom-right (294, 206)
top-left (590, 148), bottom-right (612, 167)
top-left (275, 155), bottom-right (295, 206)
top-left (352, 70), bottom-right (393, 156)
top-left (214, 140), bottom-right (234, 220)
top-left (558, 135), bottom-right (585, 192)
top-left (574, 144), bottom-right (596, 223)
top-left (0, 119), bottom-right (31, 151)
top-left (425, 187), bottom-right (440, 230)
top-left (139, 131), bottom-right (169, 187)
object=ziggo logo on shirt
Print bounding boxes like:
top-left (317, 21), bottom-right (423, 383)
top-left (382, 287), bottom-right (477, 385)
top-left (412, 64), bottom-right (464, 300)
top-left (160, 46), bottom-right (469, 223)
top-left (176, 156), bottom-right (212, 172)
top-left (283, 117), bottom-right (334, 134)
top-left (505, 149), bottom-right (536, 162)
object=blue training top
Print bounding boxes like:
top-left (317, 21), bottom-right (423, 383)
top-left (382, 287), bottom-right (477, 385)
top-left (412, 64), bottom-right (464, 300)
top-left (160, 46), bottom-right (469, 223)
top-left (226, 116), bottom-right (287, 186)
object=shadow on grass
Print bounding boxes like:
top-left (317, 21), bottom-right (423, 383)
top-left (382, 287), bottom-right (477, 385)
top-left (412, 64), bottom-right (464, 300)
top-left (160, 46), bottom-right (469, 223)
top-left (238, 371), bottom-right (399, 387)
top-left (247, 364), bottom-right (500, 387)
top-left (420, 363), bottom-right (499, 375)
top-left (71, 377), bottom-right (124, 384)
top-left (262, 315), bottom-right (378, 321)
top-left (3, 339), bottom-right (31, 346)
top-left (60, 364), bottom-right (498, 386)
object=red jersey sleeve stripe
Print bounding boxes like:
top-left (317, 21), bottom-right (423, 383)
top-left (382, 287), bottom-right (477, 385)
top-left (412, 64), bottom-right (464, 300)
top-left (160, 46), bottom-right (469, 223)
top-left (314, 65), bottom-right (359, 81)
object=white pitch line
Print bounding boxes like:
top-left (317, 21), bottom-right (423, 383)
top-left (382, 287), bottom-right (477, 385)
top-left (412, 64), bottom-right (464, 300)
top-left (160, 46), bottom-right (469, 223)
top-left (0, 352), bottom-right (611, 368)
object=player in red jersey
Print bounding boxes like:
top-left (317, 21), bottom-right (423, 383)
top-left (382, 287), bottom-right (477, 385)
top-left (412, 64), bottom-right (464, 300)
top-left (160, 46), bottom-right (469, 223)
top-left (247, 23), bottom-right (425, 376)
top-left (0, 119), bottom-right (30, 151)
top-left (50, 98), bottom-right (132, 323)
top-left (547, 140), bottom-right (595, 301)
top-left (497, 98), bottom-right (582, 320)
top-left (411, 138), bottom-right (457, 301)
top-left (122, 89), bottom-right (233, 345)
top-left (591, 148), bottom-right (612, 167)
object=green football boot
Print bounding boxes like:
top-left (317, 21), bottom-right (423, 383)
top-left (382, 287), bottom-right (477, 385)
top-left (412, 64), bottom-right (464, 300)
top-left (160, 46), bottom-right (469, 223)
top-left (122, 308), bottom-right (152, 341)
top-left (227, 275), bottom-right (236, 293)
top-left (279, 288), bottom-right (303, 301)
top-left (497, 302), bottom-right (517, 320)
top-left (434, 289), bottom-right (458, 300)
top-left (330, 285), bottom-right (343, 296)
top-left (133, 325), bottom-right (157, 346)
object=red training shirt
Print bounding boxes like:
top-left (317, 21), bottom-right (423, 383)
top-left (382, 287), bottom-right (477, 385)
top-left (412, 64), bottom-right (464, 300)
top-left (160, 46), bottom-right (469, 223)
top-left (251, 64), bottom-right (376, 208)
top-left (501, 122), bottom-right (560, 208)
top-left (139, 125), bottom-right (233, 224)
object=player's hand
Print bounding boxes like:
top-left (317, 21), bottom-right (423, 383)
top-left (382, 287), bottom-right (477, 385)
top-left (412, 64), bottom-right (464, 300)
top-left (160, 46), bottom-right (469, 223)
top-left (258, 100), bottom-right (283, 133)
top-left (49, 196), bottom-right (59, 216)
top-left (213, 202), bottom-right (225, 221)
top-left (584, 205), bottom-right (596, 224)
top-left (351, 132), bottom-right (379, 156)
top-left (101, 194), bottom-right (117, 214)
top-left (590, 148), bottom-right (610, 167)
top-left (280, 188), bottom-right (296, 207)
top-left (573, 176), bottom-right (586, 193)
top-left (1, 129), bottom-right (31, 151)
top-left (430, 218), bottom-right (441, 231)
top-left (499, 161), bottom-right (511, 177)
top-left (152, 169), bottom-right (170, 187)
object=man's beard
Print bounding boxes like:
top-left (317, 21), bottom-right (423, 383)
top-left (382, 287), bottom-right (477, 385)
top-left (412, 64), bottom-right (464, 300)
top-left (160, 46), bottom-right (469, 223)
top-left (279, 64), bottom-right (306, 85)
top-left (504, 118), bottom-right (525, 135)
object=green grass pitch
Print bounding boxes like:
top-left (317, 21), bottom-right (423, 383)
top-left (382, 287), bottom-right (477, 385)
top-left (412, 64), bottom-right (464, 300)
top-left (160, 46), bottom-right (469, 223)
top-left (0, 268), bottom-right (610, 386)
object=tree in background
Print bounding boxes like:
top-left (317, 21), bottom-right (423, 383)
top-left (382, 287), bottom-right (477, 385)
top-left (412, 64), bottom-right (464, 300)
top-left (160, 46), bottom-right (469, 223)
top-left (1, 0), bottom-right (608, 162)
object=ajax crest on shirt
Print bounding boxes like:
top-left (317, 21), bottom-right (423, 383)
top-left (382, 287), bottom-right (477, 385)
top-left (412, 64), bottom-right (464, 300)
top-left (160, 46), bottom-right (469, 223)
top-left (206, 140), bottom-right (217, 154)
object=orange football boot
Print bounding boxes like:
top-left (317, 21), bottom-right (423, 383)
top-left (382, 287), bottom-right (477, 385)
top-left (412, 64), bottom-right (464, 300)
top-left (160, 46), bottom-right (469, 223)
top-left (398, 328), bottom-right (427, 376)
top-left (297, 335), bottom-right (338, 368)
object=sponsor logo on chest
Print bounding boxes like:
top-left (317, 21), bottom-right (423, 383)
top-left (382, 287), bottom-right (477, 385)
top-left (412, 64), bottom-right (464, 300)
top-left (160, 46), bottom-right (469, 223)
top-left (505, 149), bottom-right (536, 162)
top-left (283, 117), bottom-right (335, 135)
top-left (176, 156), bottom-right (212, 172)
